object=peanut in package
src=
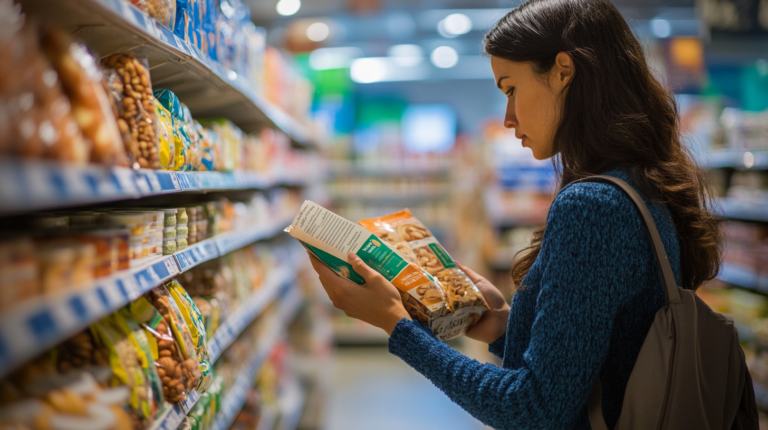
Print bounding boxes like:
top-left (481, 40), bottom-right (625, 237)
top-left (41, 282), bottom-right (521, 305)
top-left (286, 201), bottom-right (480, 341)
top-left (359, 209), bottom-right (487, 313)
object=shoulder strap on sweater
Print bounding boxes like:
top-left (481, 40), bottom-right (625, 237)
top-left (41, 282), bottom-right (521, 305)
top-left (571, 175), bottom-right (680, 305)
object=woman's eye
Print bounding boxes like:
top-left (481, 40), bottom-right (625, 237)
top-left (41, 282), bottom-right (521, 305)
top-left (506, 88), bottom-right (515, 97)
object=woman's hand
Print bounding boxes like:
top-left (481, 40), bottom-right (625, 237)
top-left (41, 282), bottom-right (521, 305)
top-left (308, 251), bottom-right (411, 335)
top-left (458, 262), bottom-right (511, 344)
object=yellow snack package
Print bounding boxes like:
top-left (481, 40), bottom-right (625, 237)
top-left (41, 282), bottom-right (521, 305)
top-left (154, 100), bottom-right (176, 170)
top-left (167, 279), bottom-right (213, 392)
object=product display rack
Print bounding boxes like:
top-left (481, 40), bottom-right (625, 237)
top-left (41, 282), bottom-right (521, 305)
top-left (15, 0), bottom-right (319, 148)
top-left (0, 214), bottom-right (296, 379)
top-left (152, 279), bottom-right (304, 430)
top-left (0, 158), bottom-right (316, 215)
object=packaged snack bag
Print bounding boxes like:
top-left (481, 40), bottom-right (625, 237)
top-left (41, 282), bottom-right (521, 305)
top-left (90, 316), bottom-right (153, 430)
top-left (129, 295), bottom-right (192, 404)
top-left (167, 280), bottom-right (213, 392)
top-left (101, 53), bottom-right (161, 169)
top-left (154, 89), bottom-right (192, 170)
top-left (40, 28), bottom-right (126, 166)
top-left (154, 99), bottom-right (176, 170)
top-left (286, 201), bottom-right (462, 339)
top-left (113, 309), bottom-right (165, 419)
top-left (145, 285), bottom-right (203, 391)
top-left (182, 104), bottom-right (201, 171)
top-left (127, 0), bottom-right (176, 31)
top-left (359, 209), bottom-right (488, 315)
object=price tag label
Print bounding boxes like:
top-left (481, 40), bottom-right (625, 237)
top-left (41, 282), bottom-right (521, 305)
top-left (169, 173), bottom-right (181, 190)
top-left (164, 258), bottom-right (179, 276)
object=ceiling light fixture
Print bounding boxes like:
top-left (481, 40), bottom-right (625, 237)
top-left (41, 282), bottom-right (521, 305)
top-left (307, 22), bottom-right (330, 42)
top-left (438, 13), bottom-right (472, 38)
top-left (350, 58), bottom-right (388, 83)
top-left (430, 46), bottom-right (458, 68)
top-left (388, 44), bottom-right (424, 67)
top-left (276, 0), bottom-right (300, 16)
top-left (650, 18), bottom-right (671, 38)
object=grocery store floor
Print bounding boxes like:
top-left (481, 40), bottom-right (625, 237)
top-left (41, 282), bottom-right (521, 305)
top-left (322, 346), bottom-right (490, 430)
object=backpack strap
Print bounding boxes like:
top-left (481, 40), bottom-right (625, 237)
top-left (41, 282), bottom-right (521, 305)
top-left (572, 175), bottom-right (680, 305)
top-left (572, 175), bottom-right (681, 429)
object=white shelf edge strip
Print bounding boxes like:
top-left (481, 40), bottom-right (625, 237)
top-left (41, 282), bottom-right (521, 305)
top-left (211, 287), bottom-right (304, 430)
top-left (0, 218), bottom-right (293, 378)
top-left (151, 279), bottom-right (302, 430)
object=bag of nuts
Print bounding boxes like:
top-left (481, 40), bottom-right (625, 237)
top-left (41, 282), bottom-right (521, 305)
top-left (127, 0), bottom-right (176, 31)
top-left (145, 285), bottom-right (203, 392)
top-left (101, 53), bottom-right (161, 170)
top-left (129, 295), bottom-right (195, 404)
top-left (287, 201), bottom-right (461, 339)
top-left (167, 279), bottom-right (213, 392)
top-left (359, 209), bottom-right (489, 340)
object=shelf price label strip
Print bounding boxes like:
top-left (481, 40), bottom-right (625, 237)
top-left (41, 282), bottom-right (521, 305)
top-left (0, 227), bottom-right (294, 378)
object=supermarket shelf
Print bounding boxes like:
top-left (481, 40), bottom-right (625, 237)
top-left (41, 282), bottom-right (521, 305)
top-left (0, 158), bottom-right (310, 214)
top-left (328, 160), bottom-right (452, 178)
top-left (703, 149), bottom-right (768, 170)
top-left (329, 192), bottom-right (450, 205)
top-left (717, 198), bottom-right (768, 222)
top-left (150, 391), bottom-right (202, 430)
top-left (208, 264), bottom-right (296, 361)
top-left (0, 217), bottom-right (293, 378)
top-left (211, 287), bottom-right (304, 430)
top-left (16, 0), bottom-right (320, 148)
top-left (0, 255), bottom-right (179, 378)
top-left (718, 263), bottom-right (768, 294)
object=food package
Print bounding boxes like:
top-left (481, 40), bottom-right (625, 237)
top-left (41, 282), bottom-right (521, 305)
top-left (90, 316), bottom-right (153, 430)
top-left (126, 0), bottom-right (176, 31)
top-left (191, 297), bottom-right (220, 340)
top-left (200, 119), bottom-right (241, 172)
top-left (198, 126), bottom-right (220, 171)
top-left (359, 209), bottom-right (488, 313)
top-left (0, 18), bottom-right (89, 164)
top-left (112, 309), bottom-right (165, 419)
top-left (166, 280), bottom-right (213, 392)
top-left (144, 285), bottom-right (203, 392)
top-left (154, 89), bottom-right (191, 170)
top-left (40, 27), bottom-right (127, 166)
top-left (55, 330), bottom-right (108, 373)
top-left (182, 104), bottom-right (201, 171)
top-left (286, 200), bottom-right (482, 341)
top-left (101, 53), bottom-right (161, 169)
top-left (153, 98), bottom-right (176, 170)
top-left (0, 238), bottom-right (39, 312)
top-left (129, 296), bottom-right (193, 404)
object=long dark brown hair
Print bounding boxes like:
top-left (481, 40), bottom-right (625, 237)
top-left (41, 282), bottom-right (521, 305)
top-left (484, 0), bottom-right (721, 290)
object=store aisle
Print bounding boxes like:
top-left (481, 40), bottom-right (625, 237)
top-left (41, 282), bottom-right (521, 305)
top-left (322, 347), bottom-right (490, 430)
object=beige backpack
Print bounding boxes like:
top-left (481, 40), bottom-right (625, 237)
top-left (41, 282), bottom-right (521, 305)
top-left (578, 176), bottom-right (758, 430)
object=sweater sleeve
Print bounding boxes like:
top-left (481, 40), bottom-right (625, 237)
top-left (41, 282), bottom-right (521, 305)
top-left (388, 185), bottom-right (638, 430)
top-left (488, 334), bottom-right (506, 359)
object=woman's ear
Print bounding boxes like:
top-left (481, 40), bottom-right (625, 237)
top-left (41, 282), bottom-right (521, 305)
top-left (553, 51), bottom-right (574, 88)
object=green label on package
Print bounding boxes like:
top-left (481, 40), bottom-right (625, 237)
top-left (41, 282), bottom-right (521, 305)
top-left (428, 243), bottom-right (457, 269)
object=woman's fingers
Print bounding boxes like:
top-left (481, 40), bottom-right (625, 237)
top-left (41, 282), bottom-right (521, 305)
top-left (456, 261), bottom-right (487, 284)
top-left (347, 253), bottom-right (383, 286)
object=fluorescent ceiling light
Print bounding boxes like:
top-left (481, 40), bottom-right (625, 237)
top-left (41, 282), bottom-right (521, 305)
top-left (307, 22), bottom-right (330, 42)
top-left (350, 58), bottom-right (389, 83)
top-left (309, 47), bottom-right (363, 70)
top-left (276, 0), bottom-right (300, 16)
top-left (430, 46), bottom-right (459, 68)
top-left (387, 44), bottom-right (424, 67)
top-left (650, 18), bottom-right (671, 38)
top-left (438, 13), bottom-right (472, 38)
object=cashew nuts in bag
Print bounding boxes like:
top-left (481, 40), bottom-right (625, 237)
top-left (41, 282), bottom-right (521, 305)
top-left (286, 201), bottom-right (485, 341)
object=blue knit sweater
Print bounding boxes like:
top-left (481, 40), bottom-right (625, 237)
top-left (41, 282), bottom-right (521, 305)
top-left (388, 170), bottom-right (681, 430)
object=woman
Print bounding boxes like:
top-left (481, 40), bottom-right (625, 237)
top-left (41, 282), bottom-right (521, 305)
top-left (308, 0), bottom-right (721, 428)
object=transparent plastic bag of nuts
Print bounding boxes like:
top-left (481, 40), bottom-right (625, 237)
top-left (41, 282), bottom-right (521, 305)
top-left (101, 53), bottom-right (161, 170)
top-left (127, 0), bottom-right (176, 31)
top-left (129, 295), bottom-right (194, 404)
top-left (40, 27), bottom-right (127, 166)
top-left (145, 285), bottom-right (202, 392)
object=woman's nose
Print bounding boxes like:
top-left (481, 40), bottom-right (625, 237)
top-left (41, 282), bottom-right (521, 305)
top-left (503, 101), bottom-right (517, 129)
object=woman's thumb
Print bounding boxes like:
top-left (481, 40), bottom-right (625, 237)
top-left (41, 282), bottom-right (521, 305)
top-left (347, 253), bottom-right (380, 284)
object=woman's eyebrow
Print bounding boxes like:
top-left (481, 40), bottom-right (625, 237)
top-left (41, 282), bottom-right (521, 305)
top-left (496, 76), bottom-right (509, 89)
